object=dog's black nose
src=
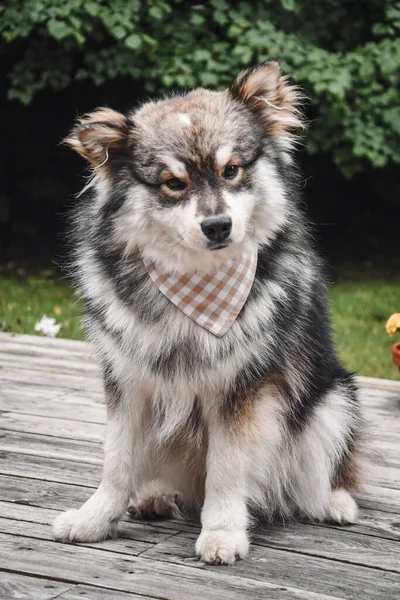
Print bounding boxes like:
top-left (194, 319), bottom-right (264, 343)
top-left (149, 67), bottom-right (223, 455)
top-left (201, 215), bottom-right (232, 243)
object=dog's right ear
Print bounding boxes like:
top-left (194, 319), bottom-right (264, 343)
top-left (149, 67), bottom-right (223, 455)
top-left (65, 108), bottom-right (129, 168)
top-left (229, 62), bottom-right (303, 137)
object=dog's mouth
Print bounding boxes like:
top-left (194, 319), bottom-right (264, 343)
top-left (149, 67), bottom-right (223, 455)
top-left (208, 242), bottom-right (231, 251)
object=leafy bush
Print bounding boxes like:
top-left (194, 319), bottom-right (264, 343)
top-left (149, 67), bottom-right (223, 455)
top-left (1, 0), bottom-right (400, 176)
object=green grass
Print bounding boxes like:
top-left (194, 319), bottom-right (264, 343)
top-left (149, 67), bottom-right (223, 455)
top-left (0, 273), bottom-right (399, 380)
top-left (330, 281), bottom-right (399, 380)
top-left (0, 271), bottom-right (83, 341)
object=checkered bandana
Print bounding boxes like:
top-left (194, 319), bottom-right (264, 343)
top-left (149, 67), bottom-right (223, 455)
top-left (142, 250), bottom-right (257, 337)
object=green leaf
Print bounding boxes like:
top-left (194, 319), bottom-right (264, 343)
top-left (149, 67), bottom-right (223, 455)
top-left (47, 19), bottom-right (72, 40)
top-left (190, 13), bottom-right (205, 26)
top-left (211, 0), bottom-right (229, 10)
top-left (85, 2), bottom-right (100, 17)
top-left (125, 33), bottom-right (142, 50)
top-left (149, 6), bottom-right (163, 20)
top-left (280, 0), bottom-right (299, 12)
top-left (199, 72), bottom-right (219, 86)
top-left (111, 25), bottom-right (126, 40)
top-left (142, 34), bottom-right (157, 47)
top-left (193, 49), bottom-right (211, 61)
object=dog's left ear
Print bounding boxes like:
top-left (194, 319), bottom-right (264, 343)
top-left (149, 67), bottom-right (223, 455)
top-left (65, 107), bottom-right (130, 169)
top-left (229, 62), bottom-right (303, 136)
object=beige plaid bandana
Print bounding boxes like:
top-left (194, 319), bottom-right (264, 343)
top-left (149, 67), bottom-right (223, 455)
top-left (142, 250), bottom-right (257, 337)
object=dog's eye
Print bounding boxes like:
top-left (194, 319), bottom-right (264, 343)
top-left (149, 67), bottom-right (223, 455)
top-left (223, 165), bottom-right (239, 180)
top-left (165, 178), bottom-right (186, 191)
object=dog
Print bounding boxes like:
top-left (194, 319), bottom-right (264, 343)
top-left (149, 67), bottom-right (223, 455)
top-left (53, 62), bottom-right (363, 565)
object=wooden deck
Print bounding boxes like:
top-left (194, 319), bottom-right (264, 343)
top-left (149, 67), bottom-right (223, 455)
top-left (0, 332), bottom-right (399, 600)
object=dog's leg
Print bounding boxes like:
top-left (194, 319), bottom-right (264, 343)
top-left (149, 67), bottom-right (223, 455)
top-left (53, 397), bottom-right (138, 543)
top-left (195, 418), bottom-right (250, 565)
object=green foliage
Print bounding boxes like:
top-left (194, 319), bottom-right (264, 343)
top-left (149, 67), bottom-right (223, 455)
top-left (1, 0), bottom-right (400, 176)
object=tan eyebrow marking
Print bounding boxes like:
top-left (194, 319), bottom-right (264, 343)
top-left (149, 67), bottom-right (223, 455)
top-left (160, 171), bottom-right (189, 185)
top-left (160, 155), bottom-right (188, 179)
top-left (215, 144), bottom-right (233, 168)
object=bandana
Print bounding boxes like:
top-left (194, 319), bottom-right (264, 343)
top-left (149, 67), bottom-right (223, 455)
top-left (142, 250), bottom-right (257, 337)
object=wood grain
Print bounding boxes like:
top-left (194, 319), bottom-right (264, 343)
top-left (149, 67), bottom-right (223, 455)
top-left (1, 333), bottom-right (399, 600)
top-left (0, 572), bottom-right (75, 600)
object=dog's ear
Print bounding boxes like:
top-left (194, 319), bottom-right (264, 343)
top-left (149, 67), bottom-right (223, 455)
top-left (65, 108), bottom-right (129, 168)
top-left (229, 62), bottom-right (303, 136)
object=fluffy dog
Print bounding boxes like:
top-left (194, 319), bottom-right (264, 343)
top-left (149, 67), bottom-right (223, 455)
top-left (53, 62), bottom-right (363, 565)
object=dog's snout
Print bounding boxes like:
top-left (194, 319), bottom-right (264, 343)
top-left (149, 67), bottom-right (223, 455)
top-left (201, 215), bottom-right (232, 243)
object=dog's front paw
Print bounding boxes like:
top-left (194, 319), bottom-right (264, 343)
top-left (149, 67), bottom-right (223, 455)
top-left (52, 508), bottom-right (117, 543)
top-left (195, 529), bottom-right (249, 565)
top-left (327, 489), bottom-right (358, 524)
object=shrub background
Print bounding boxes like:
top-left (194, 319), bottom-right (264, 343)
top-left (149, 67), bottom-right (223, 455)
top-left (1, 0), bottom-right (399, 266)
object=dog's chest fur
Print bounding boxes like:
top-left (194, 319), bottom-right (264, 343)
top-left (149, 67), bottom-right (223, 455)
top-left (77, 214), bottom-right (319, 416)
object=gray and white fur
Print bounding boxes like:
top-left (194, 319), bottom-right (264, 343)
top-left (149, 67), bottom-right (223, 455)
top-left (53, 62), bottom-right (363, 565)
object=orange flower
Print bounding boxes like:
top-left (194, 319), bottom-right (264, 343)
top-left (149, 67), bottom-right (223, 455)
top-left (386, 313), bottom-right (400, 337)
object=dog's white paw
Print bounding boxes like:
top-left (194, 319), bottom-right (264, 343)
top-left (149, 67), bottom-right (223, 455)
top-left (195, 529), bottom-right (249, 565)
top-left (327, 489), bottom-right (358, 524)
top-left (52, 508), bottom-right (117, 543)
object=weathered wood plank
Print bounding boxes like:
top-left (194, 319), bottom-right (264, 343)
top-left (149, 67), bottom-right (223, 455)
top-left (1, 532), bottom-right (400, 600)
top-left (0, 368), bottom-right (103, 394)
top-left (0, 338), bottom-right (90, 360)
top-left (0, 393), bottom-right (105, 423)
top-left (358, 376), bottom-right (400, 393)
top-left (356, 485), bottom-right (400, 513)
top-left (250, 524), bottom-right (400, 572)
top-left (0, 385), bottom-right (65, 401)
top-left (366, 463), bottom-right (400, 490)
top-left (0, 332), bottom-right (89, 352)
top-left (0, 453), bottom-right (101, 487)
top-left (0, 412), bottom-right (104, 442)
top-left (55, 583), bottom-right (344, 600)
top-left (369, 439), bottom-right (400, 468)
top-left (0, 572), bottom-right (75, 600)
top-left (59, 391), bottom-right (104, 405)
top-left (0, 385), bottom-right (103, 406)
top-left (55, 585), bottom-right (160, 599)
top-left (140, 525), bottom-right (400, 573)
top-left (0, 475), bottom-right (93, 509)
top-left (364, 415), bottom-right (400, 437)
top-left (360, 388), bottom-right (400, 412)
top-left (0, 353), bottom-right (98, 376)
top-left (0, 430), bottom-right (102, 464)
top-left (0, 533), bottom-right (348, 600)
top-left (0, 516), bottom-right (155, 557)
top-left (143, 533), bottom-right (400, 595)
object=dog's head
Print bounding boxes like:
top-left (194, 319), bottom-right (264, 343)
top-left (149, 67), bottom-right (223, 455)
top-left (67, 62), bottom-right (303, 271)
